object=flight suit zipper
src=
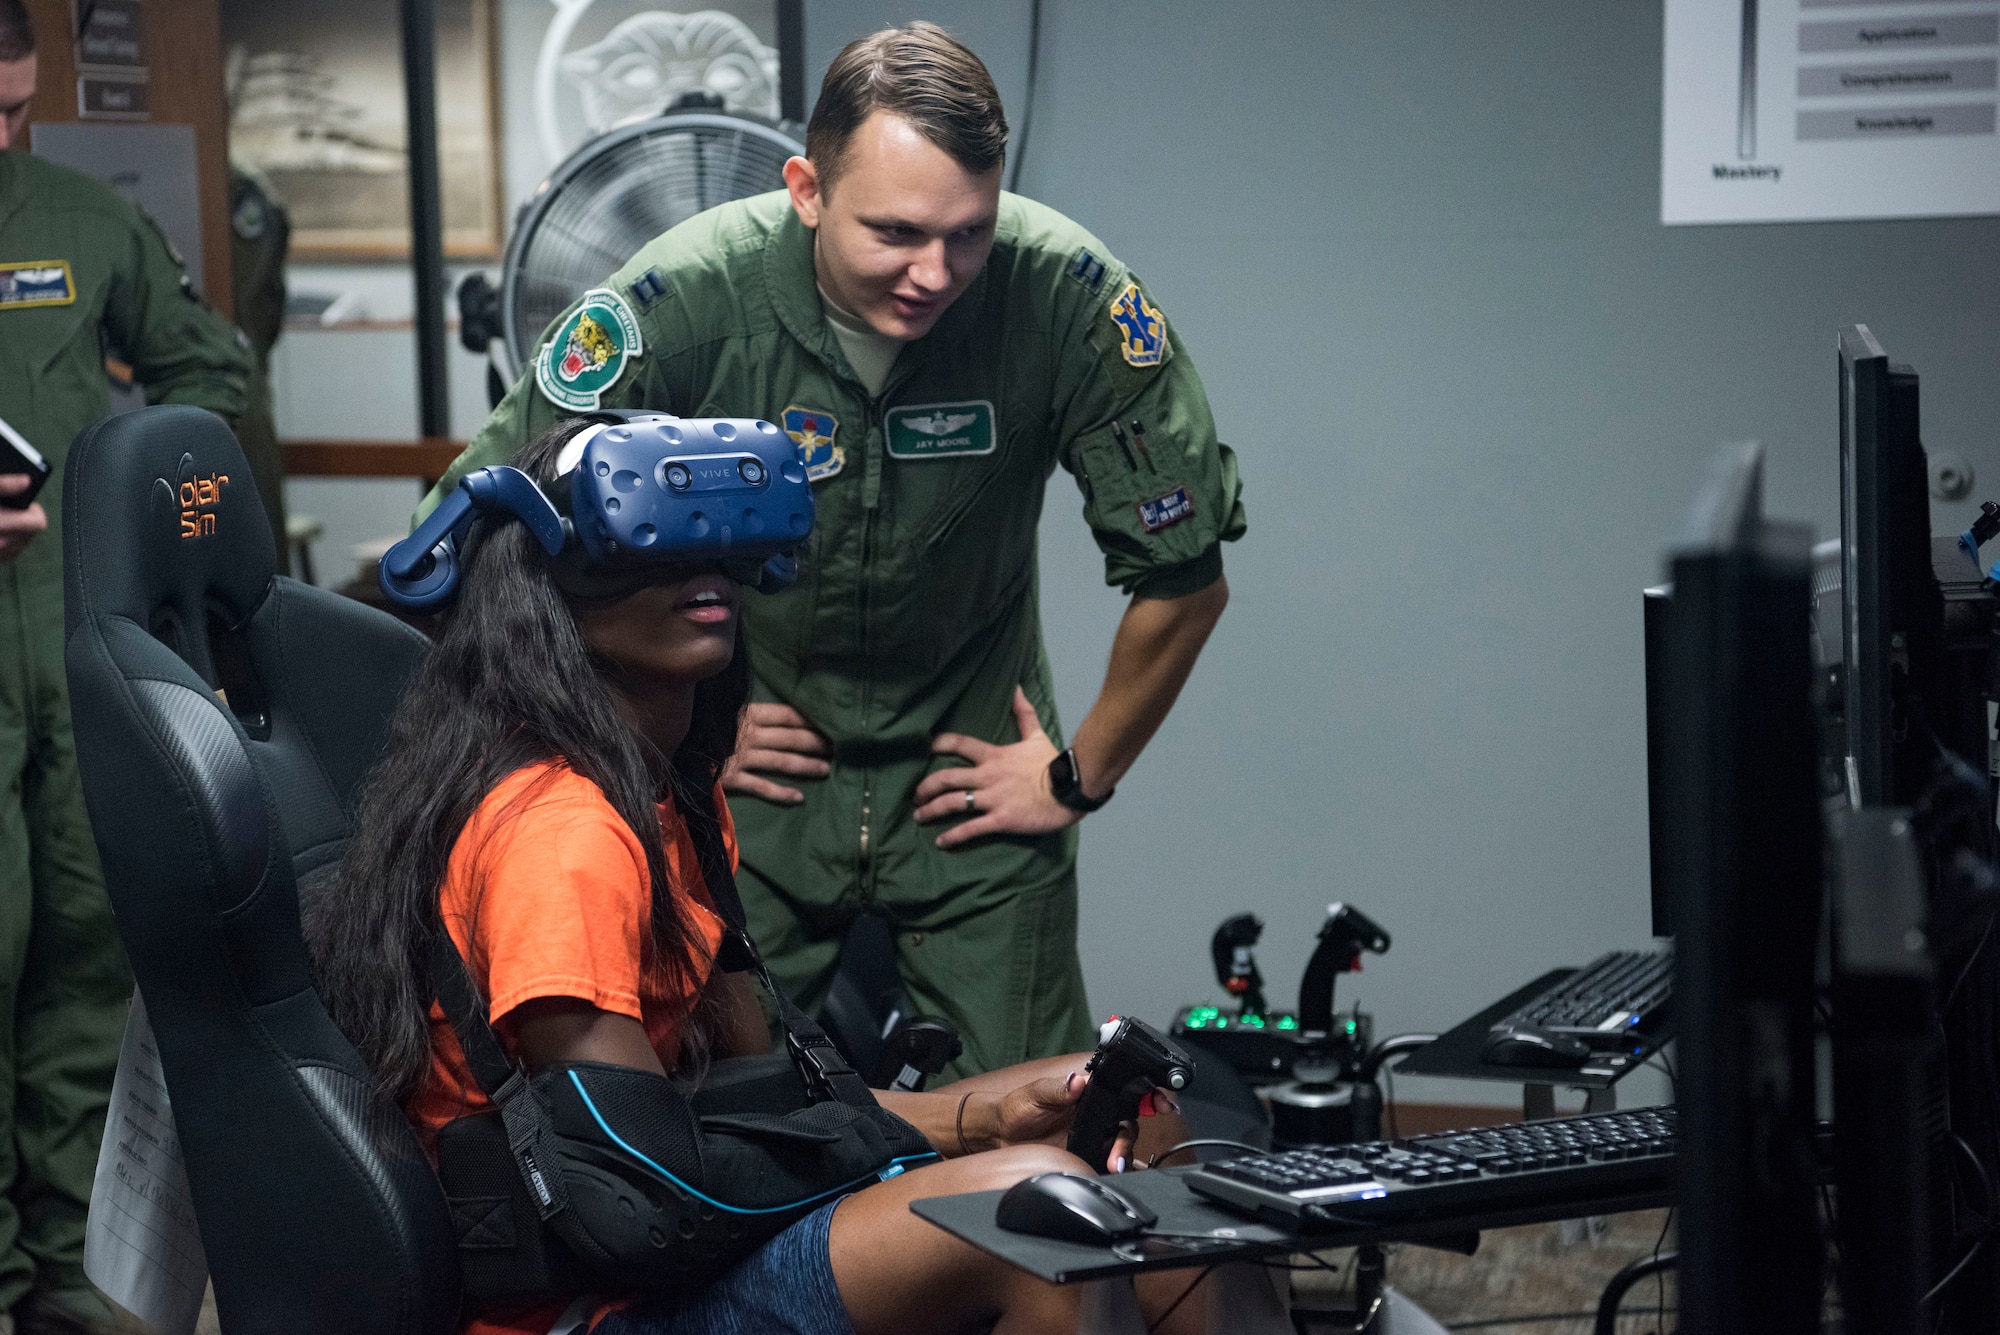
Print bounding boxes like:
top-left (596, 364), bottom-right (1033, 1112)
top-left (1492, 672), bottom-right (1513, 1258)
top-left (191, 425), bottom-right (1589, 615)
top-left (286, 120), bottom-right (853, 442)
top-left (852, 366), bottom-right (919, 903)
top-left (857, 781), bottom-right (873, 908)
top-left (857, 404), bottom-right (882, 901)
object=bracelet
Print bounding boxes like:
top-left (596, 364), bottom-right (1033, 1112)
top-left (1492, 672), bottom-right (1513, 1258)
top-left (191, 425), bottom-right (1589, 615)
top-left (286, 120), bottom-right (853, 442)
top-left (956, 1090), bottom-right (976, 1157)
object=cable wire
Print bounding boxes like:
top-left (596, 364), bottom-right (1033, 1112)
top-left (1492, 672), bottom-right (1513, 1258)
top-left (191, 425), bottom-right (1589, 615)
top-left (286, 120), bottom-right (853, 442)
top-left (1146, 1138), bottom-right (1268, 1168)
top-left (1447, 1314), bottom-right (1669, 1331)
top-left (1652, 1205), bottom-right (1676, 1333)
top-left (1146, 1263), bottom-right (1216, 1333)
top-left (1954, 1131), bottom-right (1995, 1226)
top-left (1921, 1230), bottom-right (1991, 1307)
top-left (1005, 0), bottom-right (1044, 194)
top-left (1944, 910), bottom-right (1997, 1014)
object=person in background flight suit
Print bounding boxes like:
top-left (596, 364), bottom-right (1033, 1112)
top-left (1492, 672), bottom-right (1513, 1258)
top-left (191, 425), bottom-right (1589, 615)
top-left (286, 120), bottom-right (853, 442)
top-left (0, 5), bottom-right (252, 1331)
top-left (427, 23), bottom-right (1245, 1080)
top-left (227, 166), bottom-right (290, 551)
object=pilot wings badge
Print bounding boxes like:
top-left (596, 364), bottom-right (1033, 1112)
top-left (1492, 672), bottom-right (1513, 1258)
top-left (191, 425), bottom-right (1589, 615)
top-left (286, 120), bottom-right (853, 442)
top-left (782, 405), bottom-right (845, 482)
top-left (886, 400), bottom-right (996, 459)
top-left (0, 262), bottom-right (75, 310)
top-left (906, 411), bottom-right (977, 436)
top-left (1108, 283), bottom-right (1168, 368)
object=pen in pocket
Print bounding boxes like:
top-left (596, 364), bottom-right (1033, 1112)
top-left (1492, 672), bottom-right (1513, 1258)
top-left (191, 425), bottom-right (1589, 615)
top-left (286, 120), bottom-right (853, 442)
top-left (1110, 421), bottom-right (1140, 471)
top-left (1127, 419), bottom-right (1154, 470)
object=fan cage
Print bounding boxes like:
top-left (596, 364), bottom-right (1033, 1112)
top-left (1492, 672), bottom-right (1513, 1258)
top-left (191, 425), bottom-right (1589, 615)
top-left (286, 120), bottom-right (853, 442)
top-left (500, 111), bottom-right (804, 379)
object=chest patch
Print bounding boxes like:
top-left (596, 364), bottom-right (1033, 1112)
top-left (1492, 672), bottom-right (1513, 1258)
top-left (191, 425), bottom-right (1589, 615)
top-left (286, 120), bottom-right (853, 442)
top-left (232, 195), bottom-right (268, 241)
top-left (0, 261), bottom-right (76, 310)
top-left (1137, 485), bottom-right (1194, 533)
top-left (782, 405), bottom-right (845, 482)
top-left (1108, 283), bottom-right (1167, 368)
top-left (536, 288), bottom-right (643, 411)
top-left (887, 400), bottom-right (997, 459)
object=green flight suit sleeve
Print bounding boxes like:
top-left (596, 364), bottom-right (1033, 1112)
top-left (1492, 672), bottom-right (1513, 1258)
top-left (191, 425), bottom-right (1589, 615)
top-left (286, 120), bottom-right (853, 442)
top-left (100, 210), bottom-right (252, 421)
top-left (418, 289), bottom-right (663, 523)
top-left (1051, 270), bottom-right (1247, 600)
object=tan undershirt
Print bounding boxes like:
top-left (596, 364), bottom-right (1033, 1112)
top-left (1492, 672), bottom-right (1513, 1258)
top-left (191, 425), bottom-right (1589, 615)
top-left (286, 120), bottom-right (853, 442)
top-left (818, 284), bottom-right (903, 397)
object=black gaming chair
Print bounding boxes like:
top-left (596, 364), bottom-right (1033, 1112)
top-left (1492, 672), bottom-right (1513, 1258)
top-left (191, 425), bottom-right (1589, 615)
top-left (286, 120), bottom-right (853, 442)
top-left (61, 406), bottom-right (458, 1334)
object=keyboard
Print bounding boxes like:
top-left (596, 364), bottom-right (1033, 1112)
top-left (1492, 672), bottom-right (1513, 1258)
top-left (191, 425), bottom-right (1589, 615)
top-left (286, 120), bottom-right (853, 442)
top-left (1184, 1107), bottom-right (1677, 1231)
top-left (1491, 949), bottom-right (1672, 1047)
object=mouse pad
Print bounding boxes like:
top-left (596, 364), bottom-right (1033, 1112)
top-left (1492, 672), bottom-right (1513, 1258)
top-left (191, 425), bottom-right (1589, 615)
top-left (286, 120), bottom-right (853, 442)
top-left (909, 1166), bottom-right (1294, 1284)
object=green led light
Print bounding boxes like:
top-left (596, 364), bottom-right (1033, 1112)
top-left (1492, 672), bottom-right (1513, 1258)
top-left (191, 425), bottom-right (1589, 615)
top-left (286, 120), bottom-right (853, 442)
top-left (1276, 1015), bottom-right (1298, 1030)
top-left (1185, 1017), bottom-right (1206, 1029)
top-left (1242, 1014), bottom-right (1265, 1028)
top-left (1345, 1020), bottom-right (1358, 1034)
top-left (1215, 1017), bottom-right (1229, 1028)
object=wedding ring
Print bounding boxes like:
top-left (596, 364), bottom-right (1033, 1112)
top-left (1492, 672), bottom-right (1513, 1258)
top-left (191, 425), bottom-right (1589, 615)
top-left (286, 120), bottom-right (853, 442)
top-left (963, 789), bottom-right (978, 812)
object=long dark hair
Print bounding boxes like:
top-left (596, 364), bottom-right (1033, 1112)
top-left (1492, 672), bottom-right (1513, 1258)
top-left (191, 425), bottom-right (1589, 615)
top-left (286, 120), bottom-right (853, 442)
top-left (304, 419), bottom-right (751, 1102)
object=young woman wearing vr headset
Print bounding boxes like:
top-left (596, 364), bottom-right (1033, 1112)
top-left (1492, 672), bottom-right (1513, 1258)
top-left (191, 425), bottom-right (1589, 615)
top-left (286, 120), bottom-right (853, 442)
top-left (304, 416), bottom-right (1224, 1335)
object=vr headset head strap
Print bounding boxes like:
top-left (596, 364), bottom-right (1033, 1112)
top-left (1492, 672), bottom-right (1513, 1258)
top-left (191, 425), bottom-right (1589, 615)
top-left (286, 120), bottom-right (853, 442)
top-left (380, 466), bottom-right (569, 608)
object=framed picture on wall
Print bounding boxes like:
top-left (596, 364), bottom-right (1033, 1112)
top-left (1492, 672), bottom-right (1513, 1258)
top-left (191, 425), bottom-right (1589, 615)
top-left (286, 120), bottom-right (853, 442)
top-left (529, 0), bottom-right (788, 173)
top-left (220, 0), bottom-right (504, 260)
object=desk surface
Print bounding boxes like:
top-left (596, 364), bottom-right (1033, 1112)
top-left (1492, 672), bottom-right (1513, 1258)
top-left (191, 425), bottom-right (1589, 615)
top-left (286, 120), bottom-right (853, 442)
top-left (1394, 968), bottom-right (1668, 1090)
top-left (282, 439), bottom-right (465, 479)
top-left (910, 1163), bottom-right (1675, 1284)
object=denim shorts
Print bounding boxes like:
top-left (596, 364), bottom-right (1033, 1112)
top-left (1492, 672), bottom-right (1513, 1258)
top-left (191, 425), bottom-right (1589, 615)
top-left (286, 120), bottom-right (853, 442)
top-left (591, 1199), bottom-right (854, 1335)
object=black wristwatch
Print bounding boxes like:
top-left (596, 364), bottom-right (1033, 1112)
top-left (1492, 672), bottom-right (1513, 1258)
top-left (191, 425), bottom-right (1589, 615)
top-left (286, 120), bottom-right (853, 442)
top-left (1048, 748), bottom-right (1113, 813)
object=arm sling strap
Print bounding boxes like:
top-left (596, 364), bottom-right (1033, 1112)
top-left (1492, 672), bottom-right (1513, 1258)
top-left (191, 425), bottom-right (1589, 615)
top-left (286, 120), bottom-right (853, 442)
top-left (425, 787), bottom-right (937, 1302)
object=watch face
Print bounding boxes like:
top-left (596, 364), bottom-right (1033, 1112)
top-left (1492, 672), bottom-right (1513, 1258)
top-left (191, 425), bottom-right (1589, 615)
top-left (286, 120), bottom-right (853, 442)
top-left (1051, 749), bottom-right (1108, 811)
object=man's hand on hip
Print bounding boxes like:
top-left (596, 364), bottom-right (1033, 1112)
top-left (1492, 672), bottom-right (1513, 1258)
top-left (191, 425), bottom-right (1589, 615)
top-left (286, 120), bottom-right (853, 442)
top-left (721, 702), bottom-right (832, 804)
top-left (0, 477), bottom-right (48, 562)
top-left (914, 688), bottom-right (1078, 848)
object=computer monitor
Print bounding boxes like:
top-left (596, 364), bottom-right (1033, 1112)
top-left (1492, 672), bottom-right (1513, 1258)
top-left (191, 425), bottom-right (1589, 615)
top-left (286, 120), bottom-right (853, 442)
top-left (1659, 441), bottom-right (1823, 1332)
top-left (1642, 583), bottom-right (1674, 939)
top-left (1838, 325), bottom-right (1942, 809)
top-left (1833, 325), bottom-right (1994, 1333)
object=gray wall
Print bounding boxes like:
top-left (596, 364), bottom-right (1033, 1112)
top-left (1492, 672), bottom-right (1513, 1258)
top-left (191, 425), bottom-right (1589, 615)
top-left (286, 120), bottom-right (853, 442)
top-left (807, 1), bottom-right (2000, 1104)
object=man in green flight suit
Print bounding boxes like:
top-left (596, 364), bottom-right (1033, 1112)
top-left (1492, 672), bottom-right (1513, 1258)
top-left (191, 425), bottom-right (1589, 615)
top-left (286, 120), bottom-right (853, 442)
top-left (0, 6), bottom-right (252, 1330)
top-left (227, 166), bottom-right (291, 549)
top-left (430, 23), bottom-right (1244, 1078)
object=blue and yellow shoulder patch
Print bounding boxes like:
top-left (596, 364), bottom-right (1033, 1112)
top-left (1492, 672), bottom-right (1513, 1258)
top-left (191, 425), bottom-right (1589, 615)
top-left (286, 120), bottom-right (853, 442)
top-left (1108, 283), bottom-right (1167, 368)
top-left (537, 288), bottom-right (643, 411)
top-left (782, 405), bottom-right (844, 482)
top-left (0, 261), bottom-right (75, 310)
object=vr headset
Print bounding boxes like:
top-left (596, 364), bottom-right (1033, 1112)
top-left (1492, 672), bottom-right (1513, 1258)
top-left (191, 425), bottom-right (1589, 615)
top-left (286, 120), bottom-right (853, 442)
top-left (380, 409), bottom-right (815, 608)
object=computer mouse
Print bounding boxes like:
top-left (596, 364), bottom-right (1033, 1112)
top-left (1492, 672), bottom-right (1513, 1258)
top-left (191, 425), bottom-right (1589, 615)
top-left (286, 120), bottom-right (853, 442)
top-left (995, 1172), bottom-right (1158, 1245)
top-left (1483, 1024), bottom-right (1592, 1068)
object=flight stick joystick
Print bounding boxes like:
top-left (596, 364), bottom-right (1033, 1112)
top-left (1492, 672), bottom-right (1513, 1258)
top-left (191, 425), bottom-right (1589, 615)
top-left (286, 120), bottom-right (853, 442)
top-left (1066, 1016), bottom-right (1194, 1174)
top-left (1267, 903), bottom-right (1393, 1148)
top-left (1211, 913), bottom-right (1269, 1020)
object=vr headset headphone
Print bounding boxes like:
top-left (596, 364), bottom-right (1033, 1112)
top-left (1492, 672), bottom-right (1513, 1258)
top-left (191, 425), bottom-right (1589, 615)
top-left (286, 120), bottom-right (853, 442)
top-left (380, 409), bottom-right (814, 608)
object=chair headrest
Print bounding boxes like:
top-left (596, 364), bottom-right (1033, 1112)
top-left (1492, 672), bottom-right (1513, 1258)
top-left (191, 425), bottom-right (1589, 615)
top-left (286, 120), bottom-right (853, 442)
top-left (63, 406), bottom-right (277, 684)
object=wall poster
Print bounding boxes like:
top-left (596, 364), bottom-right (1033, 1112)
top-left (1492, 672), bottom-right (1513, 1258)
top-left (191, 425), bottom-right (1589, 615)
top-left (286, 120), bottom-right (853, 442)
top-left (1662, 0), bottom-right (2000, 224)
top-left (220, 0), bottom-right (504, 259)
top-left (531, 1), bottom-right (782, 171)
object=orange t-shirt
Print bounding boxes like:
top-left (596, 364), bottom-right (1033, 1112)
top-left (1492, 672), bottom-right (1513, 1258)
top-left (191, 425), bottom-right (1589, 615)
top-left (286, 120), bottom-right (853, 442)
top-left (407, 761), bottom-right (732, 1335)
